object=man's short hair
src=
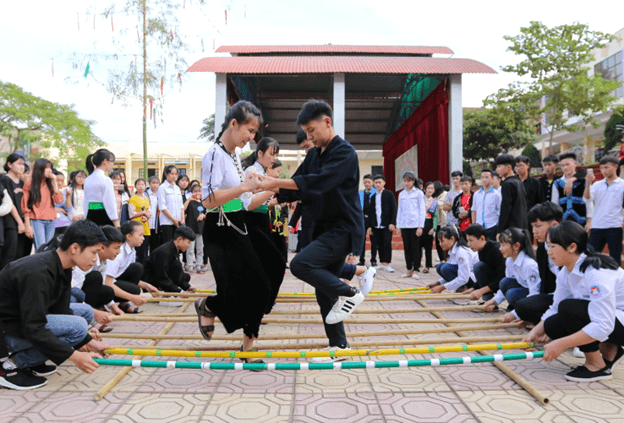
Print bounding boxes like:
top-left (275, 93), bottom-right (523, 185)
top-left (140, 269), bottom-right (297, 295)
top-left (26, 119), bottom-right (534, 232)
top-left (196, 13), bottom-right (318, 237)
top-left (492, 172), bottom-right (501, 180)
top-left (515, 155), bottom-right (530, 165)
top-left (460, 175), bottom-right (472, 184)
top-left (59, 220), bottom-right (107, 251)
top-left (495, 154), bottom-right (515, 167)
top-left (373, 174), bottom-right (386, 182)
top-left (101, 225), bottom-right (124, 245)
top-left (528, 202), bottom-right (564, 224)
top-left (451, 170), bottom-right (463, 178)
top-left (296, 100), bottom-right (333, 126)
top-left (481, 169), bottom-right (494, 177)
top-left (559, 152), bottom-right (577, 162)
top-left (174, 226), bottom-right (196, 241)
top-left (542, 154), bottom-right (559, 164)
top-left (363, 174), bottom-right (373, 181)
top-left (600, 156), bottom-right (619, 166)
top-left (296, 128), bottom-right (308, 145)
top-left (464, 224), bottom-right (488, 240)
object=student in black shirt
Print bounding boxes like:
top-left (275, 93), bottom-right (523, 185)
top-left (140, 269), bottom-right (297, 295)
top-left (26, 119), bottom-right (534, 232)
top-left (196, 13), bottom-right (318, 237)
top-left (184, 184), bottom-right (207, 273)
top-left (0, 154), bottom-right (30, 270)
top-left (0, 220), bottom-right (112, 390)
top-left (515, 155), bottom-right (544, 214)
top-left (143, 225), bottom-right (195, 293)
top-left (464, 224), bottom-right (506, 302)
top-left (368, 175), bottom-right (397, 272)
top-left (539, 155), bottom-right (561, 202)
top-left (496, 154), bottom-right (528, 233)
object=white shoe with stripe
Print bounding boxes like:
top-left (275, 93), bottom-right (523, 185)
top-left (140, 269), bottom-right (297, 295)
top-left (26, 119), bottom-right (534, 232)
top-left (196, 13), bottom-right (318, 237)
top-left (325, 290), bottom-right (365, 324)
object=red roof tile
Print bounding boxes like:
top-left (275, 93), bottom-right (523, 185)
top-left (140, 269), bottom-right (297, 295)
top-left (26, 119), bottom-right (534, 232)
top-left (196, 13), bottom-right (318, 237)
top-left (187, 56), bottom-right (496, 75)
top-left (216, 45), bottom-right (454, 55)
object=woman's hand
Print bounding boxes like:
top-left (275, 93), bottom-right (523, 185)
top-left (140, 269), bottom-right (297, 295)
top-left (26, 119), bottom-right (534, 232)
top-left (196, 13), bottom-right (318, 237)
top-left (428, 229), bottom-right (434, 236)
top-left (543, 339), bottom-right (567, 362)
top-left (243, 173), bottom-right (261, 192)
top-left (25, 225), bottom-right (34, 239)
top-left (482, 299), bottom-right (497, 311)
top-left (416, 228), bottom-right (423, 237)
top-left (17, 222), bottom-right (25, 234)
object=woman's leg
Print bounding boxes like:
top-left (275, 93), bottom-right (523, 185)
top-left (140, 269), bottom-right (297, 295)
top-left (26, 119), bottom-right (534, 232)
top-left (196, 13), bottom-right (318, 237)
top-left (401, 229), bottom-right (413, 270)
top-left (30, 220), bottom-right (46, 249)
top-left (436, 263), bottom-right (458, 282)
top-left (117, 262), bottom-right (145, 285)
top-left (44, 220), bottom-right (56, 245)
top-left (0, 227), bottom-right (18, 270)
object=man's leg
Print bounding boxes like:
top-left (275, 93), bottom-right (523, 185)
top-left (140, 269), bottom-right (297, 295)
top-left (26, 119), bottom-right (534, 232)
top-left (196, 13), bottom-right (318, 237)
top-left (588, 229), bottom-right (607, 258)
top-left (605, 227), bottom-right (623, 267)
top-left (486, 226), bottom-right (498, 241)
top-left (69, 303), bottom-right (94, 325)
top-left (473, 261), bottom-right (495, 301)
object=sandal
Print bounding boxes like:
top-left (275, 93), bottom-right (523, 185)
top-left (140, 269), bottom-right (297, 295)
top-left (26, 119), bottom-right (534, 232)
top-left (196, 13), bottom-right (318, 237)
top-left (240, 344), bottom-right (265, 372)
top-left (194, 298), bottom-right (215, 341)
top-left (119, 302), bottom-right (142, 314)
top-left (423, 268), bottom-right (429, 274)
top-left (94, 323), bottom-right (113, 333)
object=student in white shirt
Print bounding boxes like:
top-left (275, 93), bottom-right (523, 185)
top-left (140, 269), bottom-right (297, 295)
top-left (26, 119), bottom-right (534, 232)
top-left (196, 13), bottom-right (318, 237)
top-left (484, 227), bottom-right (541, 320)
top-left (157, 165), bottom-right (185, 244)
top-left (524, 221), bottom-right (624, 382)
top-left (396, 171), bottom-right (426, 279)
top-left (443, 170), bottom-right (463, 227)
top-left (147, 176), bottom-right (160, 252)
top-left (84, 149), bottom-right (119, 227)
top-left (105, 221), bottom-right (160, 313)
top-left (471, 169), bottom-right (501, 240)
top-left (429, 226), bottom-right (478, 293)
top-left (584, 156), bottom-right (624, 266)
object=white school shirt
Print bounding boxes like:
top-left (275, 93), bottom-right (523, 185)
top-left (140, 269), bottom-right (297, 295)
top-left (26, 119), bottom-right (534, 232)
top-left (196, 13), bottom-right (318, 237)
top-left (105, 242), bottom-right (136, 282)
top-left (396, 187), bottom-right (426, 229)
top-left (69, 189), bottom-right (85, 220)
top-left (242, 161), bottom-right (268, 211)
top-left (588, 178), bottom-right (624, 229)
top-left (157, 180), bottom-right (183, 225)
top-left (147, 189), bottom-right (159, 230)
top-left (375, 188), bottom-right (384, 229)
top-left (439, 243), bottom-right (478, 290)
top-left (202, 143), bottom-right (244, 201)
top-left (541, 254), bottom-right (624, 342)
top-left (83, 168), bottom-right (118, 221)
top-left (471, 186), bottom-right (501, 229)
top-left (493, 251), bottom-right (541, 314)
top-left (551, 174), bottom-right (594, 217)
top-left (444, 189), bottom-right (462, 226)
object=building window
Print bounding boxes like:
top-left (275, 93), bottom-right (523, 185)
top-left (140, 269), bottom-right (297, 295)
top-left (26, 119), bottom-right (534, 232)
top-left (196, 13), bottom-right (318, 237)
top-left (179, 168), bottom-right (186, 175)
top-left (139, 168), bottom-right (159, 179)
top-left (594, 51), bottom-right (623, 98)
top-left (371, 166), bottom-right (383, 178)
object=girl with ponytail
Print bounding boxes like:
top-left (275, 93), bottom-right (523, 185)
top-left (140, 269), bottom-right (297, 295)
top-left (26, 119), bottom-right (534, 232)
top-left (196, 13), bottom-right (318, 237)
top-left (83, 148), bottom-right (119, 227)
top-left (484, 227), bottom-right (540, 317)
top-left (429, 225), bottom-right (478, 293)
top-left (524, 221), bottom-right (624, 382)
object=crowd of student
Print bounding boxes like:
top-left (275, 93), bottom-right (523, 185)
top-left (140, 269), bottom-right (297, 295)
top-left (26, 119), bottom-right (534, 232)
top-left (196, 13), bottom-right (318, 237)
top-left (2, 97), bottom-right (624, 391)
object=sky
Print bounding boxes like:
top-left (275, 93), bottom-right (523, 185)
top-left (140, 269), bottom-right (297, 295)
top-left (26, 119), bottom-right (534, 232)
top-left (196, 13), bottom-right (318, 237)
top-left (1, 0), bottom-right (623, 146)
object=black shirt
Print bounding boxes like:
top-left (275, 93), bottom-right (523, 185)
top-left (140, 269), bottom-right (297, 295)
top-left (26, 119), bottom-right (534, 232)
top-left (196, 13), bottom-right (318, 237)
top-left (278, 135), bottom-right (364, 254)
top-left (1, 175), bottom-right (23, 229)
top-left (185, 200), bottom-right (205, 235)
top-left (143, 240), bottom-right (190, 292)
top-left (0, 251), bottom-right (92, 365)
top-left (536, 242), bottom-right (557, 295)
top-left (539, 175), bottom-right (561, 203)
top-left (369, 189), bottom-right (397, 228)
top-left (478, 240), bottom-right (506, 292)
top-left (498, 175), bottom-right (528, 232)
top-left (521, 176), bottom-right (545, 213)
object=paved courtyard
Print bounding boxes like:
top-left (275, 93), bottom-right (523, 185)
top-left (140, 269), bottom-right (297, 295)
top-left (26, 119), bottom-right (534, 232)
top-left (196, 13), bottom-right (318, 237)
top-left (2, 252), bottom-right (624, 423)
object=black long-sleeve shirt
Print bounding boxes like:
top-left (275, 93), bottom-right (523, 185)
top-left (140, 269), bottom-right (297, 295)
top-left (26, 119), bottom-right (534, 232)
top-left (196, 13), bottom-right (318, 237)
top-left (522, 176), bottom-right (545, 213)
top-left (369, 189), bottom-right (397, 228)
top-left (478, 240), bottom-right (506, 292)
top-left (278, 135), bottom-right (364, 254)
top-left (143, 240), bottom-right (190, 293)
top-left (0, 251), bottom-right (92, 365)
top-left (497, 175), bottom-right (528, 232)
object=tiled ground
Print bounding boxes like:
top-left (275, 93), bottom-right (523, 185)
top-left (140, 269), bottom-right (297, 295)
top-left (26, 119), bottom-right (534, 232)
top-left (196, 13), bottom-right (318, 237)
top-left (2, 251), bottom-right (624, 423)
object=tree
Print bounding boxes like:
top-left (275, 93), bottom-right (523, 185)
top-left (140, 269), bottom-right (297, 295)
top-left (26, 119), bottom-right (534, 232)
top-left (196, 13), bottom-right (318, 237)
top-left (521, 143), bottom-right (541, 168)
top-left (604, 105), bottom-right (624, 152)
top-left (485, 22), bottom-right (621, 156)
top-left (198, 114), bottom-right (215, 141)
top-left (0, 81), bottom-right (102, 167)
top-left (463, 108), bottom-right (539, 164)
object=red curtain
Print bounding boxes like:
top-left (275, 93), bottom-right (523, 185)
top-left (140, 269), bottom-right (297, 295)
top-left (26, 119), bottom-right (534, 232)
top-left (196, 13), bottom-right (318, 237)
top-left (382, 81), bottom-right (449, 194)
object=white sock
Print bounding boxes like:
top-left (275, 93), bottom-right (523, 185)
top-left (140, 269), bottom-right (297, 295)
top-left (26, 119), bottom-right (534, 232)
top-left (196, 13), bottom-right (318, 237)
top-left (2, 359), bottom-right (17, 371)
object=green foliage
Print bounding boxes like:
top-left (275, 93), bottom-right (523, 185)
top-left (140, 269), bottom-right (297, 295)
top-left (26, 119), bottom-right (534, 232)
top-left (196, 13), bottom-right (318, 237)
top-left (0, 81), bottom-right (102, 166)
top-left (485, 22), bottom-right (621, 150)
top-left (463, 108), bottom-right (539, 163)
top-left (462, 160), bottom-right (473, 177)
top-left (604, 105), bottom-right (624, 152)
top-left (198, 114), bottom-right (215, 141)
top-left (521, 143), bottom-right (541, 168)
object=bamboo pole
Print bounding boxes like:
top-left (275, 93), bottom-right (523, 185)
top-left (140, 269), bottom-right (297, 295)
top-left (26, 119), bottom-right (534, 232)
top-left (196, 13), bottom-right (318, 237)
top-left (101, 323), bottom-right (519, 341)
top-left (110, 315), bottom-right (502, 324)
top-left (155, 290), bottom-right (432, 298)
top-left (146, 293), bottom-right (469, 303)
top-left (93, 302), bottom-right (191, 401)
top-left (416, 299), bottom-right (549, 405)
top-left (194, 287), bottom-right (431, 295)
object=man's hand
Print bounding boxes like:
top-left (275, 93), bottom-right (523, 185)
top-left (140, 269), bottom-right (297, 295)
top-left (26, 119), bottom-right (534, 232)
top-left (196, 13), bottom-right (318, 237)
top-left (564, 178), bottom-right (575, 196)
top-left (585, 218), bottom-right (592, 236)
top-left (482, 299), bottom-right (497, 311)
top-left (366, 227), bottom-right (372, 236)
top-left (459, 211), bottom-right (467, 219)
top-left (500, 312), bottom-right (518, 323)
top-left (416, 228), bottom-right (423, 237)
top-left (198, 214), bottom-right (205, 221)
top-left (430, 284), bottom-right (446, 294)
top-left (388, 224), bottom-right (396, 232)
top-left (132, 295), bottom-right (147, 306)
top-left (93, 309), bottom-right (113, 325)
top-left (68, 351), bottom-right (101, 374)
top-left (586, 172), bottom-right (596, 185)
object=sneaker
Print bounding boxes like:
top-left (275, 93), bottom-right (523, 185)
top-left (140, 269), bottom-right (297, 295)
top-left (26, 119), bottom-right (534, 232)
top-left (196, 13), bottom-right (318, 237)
top-left (412, 273), bottom-right (420, 279)
top-left (187, 266), bottom-right (195, 274)
top-left (385, 266), bottom-right (395, 273)
top-left (605, 346), bottom-right (624, 372)
top-left (196, 266), bottom-right (206, 274)
top-left (0, 368), bottom-right (47, 390)
top-left (573, 347), bottom-right (585, 358)
top-left (401, 273), bottom-right (413, 278)
top-left (565, 365), bottom-right (612, 382)
top-left (358, 267), bottom-right (376, 296)
top-left (28, 363), bottom-right (57, 377)
top-left (325, 290), bottom-right (365, 324)
top-left (452, 299), bottom-right (479, 306)
top-left (371, 263), bottom-right (381, 269)
top-left (310, 345), bottom-right (351, 363)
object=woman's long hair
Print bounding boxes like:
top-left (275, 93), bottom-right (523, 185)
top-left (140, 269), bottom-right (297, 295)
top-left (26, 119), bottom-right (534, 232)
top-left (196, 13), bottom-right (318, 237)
top-left (241, 137), bottom-right (280, 170)
top-left (548, 221), bottom-right (618, 272)
top-left (86, 148), bottom-right (115, 174)
top-left (27, 158), bottom-right (54, 210)
top-left (499, 227), bottom-right (536, 261)
top-left (70, 169), bottom-right (87, 207)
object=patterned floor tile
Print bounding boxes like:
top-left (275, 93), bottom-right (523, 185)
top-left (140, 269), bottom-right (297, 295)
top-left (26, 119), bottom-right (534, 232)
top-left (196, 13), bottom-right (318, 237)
top-left (546, 389), bottom-right (624, 422)
top-left (61, 365), bottom-right (155, 393)
top-left (376, 392), bottom-right (477, 422)
top-left (217, 370), bottom-right (294, 394)
top-left (200, 393), bottom-right (292, 422)
top-left (0, 391), bottom-right (51, 423)
top-left (112, 393), bottom-right (210, 423)
top-left (457, 390), bottom-right (568, 422)
top-left (367, 367), bottom-right (451, 393)
top-left (137, 368), bottom-right (222, 393)
top-left (292, 392), bottom-right (381, 423)
top-left (294, 369), bottom-right (371, 394)
top-left (504, 359), bottom-right (608, 391)
top-left (436, 363), bottom-right (522, 391)
top-left (13, 392), bottom-right (129, 423)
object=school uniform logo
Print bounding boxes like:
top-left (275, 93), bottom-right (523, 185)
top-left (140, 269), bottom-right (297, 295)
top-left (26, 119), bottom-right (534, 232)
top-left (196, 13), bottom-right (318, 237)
top-left (529, 275), bottom-right (537, 283)
top-left (591, 286), bottom-right (601, 297)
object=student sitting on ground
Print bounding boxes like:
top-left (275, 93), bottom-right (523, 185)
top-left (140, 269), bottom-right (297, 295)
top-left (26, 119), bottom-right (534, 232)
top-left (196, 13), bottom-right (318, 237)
top-left (512, 202), bottom-right (563, 325)
top-left (105, 220), bottom-right (160, 314)
top-left (143, 225), bottom-right (195, 293)
top-left (464, 224), bottom-right (506, 302)
top-left (524, 221), bottom-right (624, 382)
top-left (484, 227), bottom-right (541, 319)
top-left (0, 220), bottom-right (112, 390)
top-left (429, 226), bottom-right (478, 293)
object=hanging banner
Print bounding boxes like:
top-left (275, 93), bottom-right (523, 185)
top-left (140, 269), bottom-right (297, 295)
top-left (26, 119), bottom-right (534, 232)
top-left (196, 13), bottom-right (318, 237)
top-left (84, 62), bottom-right (90, 78)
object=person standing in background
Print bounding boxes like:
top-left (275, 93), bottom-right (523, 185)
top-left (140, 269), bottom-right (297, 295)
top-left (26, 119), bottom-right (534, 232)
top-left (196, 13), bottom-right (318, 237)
top-left (368, 175), bottom-right (397, 273)
top-left (358, 174), bottom-right (378, 267)
top-left (471, 169), bottom-right (501, 240)
top-left (443, 171), bottom-right (463, 228)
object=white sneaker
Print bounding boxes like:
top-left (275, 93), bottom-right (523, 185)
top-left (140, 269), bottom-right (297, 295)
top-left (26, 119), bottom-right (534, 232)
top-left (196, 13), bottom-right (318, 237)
top-left (573, 347), bottom-right (585, 358)
top-left (325, 290), bottom-right (365, 324)
top-left (401, 273), bottom-right (412, 278)
top-left (310, 346), bottom-right (351, 362)
top-left (385, 266), bottom-right (395, 273)
top-left (358, 266), bottom-right (376, 296)
top-left (412, 273), bottom-right (420, 279)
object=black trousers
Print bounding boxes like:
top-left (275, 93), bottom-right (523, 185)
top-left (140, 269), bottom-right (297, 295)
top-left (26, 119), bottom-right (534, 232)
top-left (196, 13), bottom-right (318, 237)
top-left (160, 225), bottom-right (176, 244)
top-left (113, 262), bottom-right (144, 302)
top-left (435, 225), bottom-right (447, 262)
top-left (372, 228), bottom-right (392, 264)
top-left (81, 272), bottom-right (115, 309)
top-left (514, 294), bottom-right (553, 325)
top-left (149, 229), bottom-right (161, 254)
top-left (401, 228), bottom-right (421, 271)
top-left (589, 228), bottom-right (623, 267)
top-left (270, 232), bottom-right (288, 261)
top-left (359, 232), bottom-right (379, 265)
top-left (0, 330), bottom-right (7, 359)
top-left (544, 299), bottom-right (624, 353)
top-left (0, 229), bottom-right (31, 270)
top-left (290, 227), bottom-right (354, 347)
top-left (135, 236), bottom-right (150, 264)
top-left (148, 260), bottom-right (191, 293)
top-left (86, 209), bottom-right (114, 226)
top-left (485, 226), bottom-right (498, 241)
